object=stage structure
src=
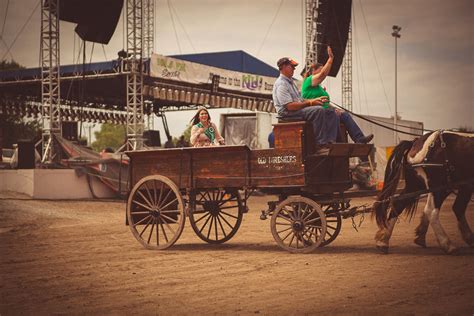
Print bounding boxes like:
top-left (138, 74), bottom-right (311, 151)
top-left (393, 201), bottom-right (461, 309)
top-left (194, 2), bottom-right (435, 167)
top-left (40, 0), bottom-right (61, 163)
top-left (342, 24), bottom-right (352, 111)
top-left (305, 0), bottom-right (353, 110)
top-left (125, 0), bottom-right (145, 151)
top-left (304, 0), bottom-right (318, 70)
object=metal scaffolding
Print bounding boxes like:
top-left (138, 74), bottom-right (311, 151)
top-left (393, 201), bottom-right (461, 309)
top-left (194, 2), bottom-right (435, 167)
top-left (143, 0), bottom-right (154, 59)
top-left (304, 0), bottom-right (318, 68)
top-left (40, 0), bottom-right (61, 163)
top-left (125, 0), bottom-right (145, 150)
top-left (341, 24), bottom-right (352, 111)
top-left (143, 0), bottom-right (154, 130)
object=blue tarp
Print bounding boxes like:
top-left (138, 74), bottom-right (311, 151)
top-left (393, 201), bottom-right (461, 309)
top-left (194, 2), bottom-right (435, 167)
top-left (171, 50), bottom-right (279, 78)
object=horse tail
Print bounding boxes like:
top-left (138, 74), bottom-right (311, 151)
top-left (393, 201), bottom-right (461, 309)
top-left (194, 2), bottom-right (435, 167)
top-left (374, 140), bottom-right (414, 227)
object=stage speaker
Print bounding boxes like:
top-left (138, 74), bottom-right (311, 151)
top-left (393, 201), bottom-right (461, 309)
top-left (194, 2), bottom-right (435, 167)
top-left (17, 140), bottom-right (35, 169)
top-left (316, 0), bottom-right (352, 77)
top-left (49, 0), bottom-right (123, 44)
top-left (62, 121), bottom-right (78, 141)
top-left (144, 130), bottom-right (161, 147)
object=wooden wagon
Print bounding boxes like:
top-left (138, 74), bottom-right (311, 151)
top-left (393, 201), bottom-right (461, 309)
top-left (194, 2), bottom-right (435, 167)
top-left (126, 121), bottom-right (373, 253)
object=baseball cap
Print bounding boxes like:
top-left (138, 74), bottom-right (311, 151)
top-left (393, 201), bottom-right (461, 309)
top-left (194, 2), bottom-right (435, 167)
top-left (277, 57), bottom-right (298, 69)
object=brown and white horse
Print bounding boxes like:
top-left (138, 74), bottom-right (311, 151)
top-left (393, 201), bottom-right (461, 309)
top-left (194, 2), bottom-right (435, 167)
top-left (374, 130), bottom-right (474, 254)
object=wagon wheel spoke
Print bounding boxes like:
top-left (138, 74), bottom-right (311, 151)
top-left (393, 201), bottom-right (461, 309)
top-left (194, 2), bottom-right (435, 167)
top-left (214, 216), bottom-right (219, 240)
top-left (194, 212), bottom-right (210, 224)
top-left (147, 218), bottom-right (155, 244)
top-left (219, 210), bottom-right (239, 220)
top-left (139, 216), bottom-right (153, 237)
top-left (161, 217), bottom-right (175, 238)
top-left (319, 209), bottom-right (342, 247)
top-left (199, 214), bottom-right (213, 234)
top-left (217, 213), bottom-right (234, 230)
top-left (206, 215), bottom-right (214, 240)
top-left (131, 211), bottom-right (151, 215)
top-left (160, 213), bottom-right (179, 224)
top-left (127, 175), bottom-right (185, 250)
top-left (137, 189), bottom-right (155, 210)
top-left (216, 215), bottom-right (227, 238)
top-left (157, 189), bottom-right (173, 209)
top-left (159, 197), bottom-right (178, 211)
top-left (134, 214), bottom-right (152, 227)
top-left (132, 199), bottom-right (154, 212)
top-left (144, 182), bottom-right (156, 208)
top-left (160, 220), bottom-right (169, 243)
top-left (189, 189), bottom-right (243, 244)
top-left (276, 226), bottom-right (293, 234)
top-left (156, 219), bottom-right (160, 245)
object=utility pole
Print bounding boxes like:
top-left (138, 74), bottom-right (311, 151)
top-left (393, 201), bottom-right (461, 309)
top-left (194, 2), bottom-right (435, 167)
top-left (392, 25), bottom-right (401, 145)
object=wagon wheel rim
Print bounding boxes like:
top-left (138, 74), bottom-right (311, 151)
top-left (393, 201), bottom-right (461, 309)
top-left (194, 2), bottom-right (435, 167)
top-left (127, 175), bottom-right (185, 250)
top-left (189, 188), bottom-right (243, 244)
top-left (320, 207), bottom-right (342, 247)
top-left (271, 196), bottom-right (326, 253)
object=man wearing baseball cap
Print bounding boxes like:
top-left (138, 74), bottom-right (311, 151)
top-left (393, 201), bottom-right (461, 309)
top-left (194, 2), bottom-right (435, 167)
top-left (272, 57), bottom-right (339, 144)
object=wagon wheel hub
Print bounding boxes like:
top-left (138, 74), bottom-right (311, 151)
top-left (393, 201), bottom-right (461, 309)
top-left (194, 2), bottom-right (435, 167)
top-left (151, 210), bottom-right (161, 218)
top-left (203, 201), bottom-right (220, 216)
top-left (292, 221), bottom-right (305, 232)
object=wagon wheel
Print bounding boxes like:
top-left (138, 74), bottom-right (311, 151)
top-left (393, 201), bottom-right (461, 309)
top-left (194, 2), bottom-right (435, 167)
top-left (189, 188), bottom-right (244, 244)
top-left (320, 206), bottom-right (342, 247)
top-left (127, 175), bottom-right (185, 250)
top-left (271, 196), bottom-right (326, 253)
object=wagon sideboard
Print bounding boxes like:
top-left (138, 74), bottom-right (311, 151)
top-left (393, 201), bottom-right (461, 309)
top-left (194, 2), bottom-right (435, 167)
top-left (126, 121), bottom-right (372, 192)
top-left (126, 145), bottom-right (306, 190)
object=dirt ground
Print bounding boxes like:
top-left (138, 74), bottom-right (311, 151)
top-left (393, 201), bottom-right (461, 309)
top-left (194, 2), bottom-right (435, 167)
top-left (0, 191), bottom-right (473, 315)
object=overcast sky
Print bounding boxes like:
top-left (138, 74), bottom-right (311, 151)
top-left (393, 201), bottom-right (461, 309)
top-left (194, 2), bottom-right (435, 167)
top-left (1, 0), bottom-right (473, 139)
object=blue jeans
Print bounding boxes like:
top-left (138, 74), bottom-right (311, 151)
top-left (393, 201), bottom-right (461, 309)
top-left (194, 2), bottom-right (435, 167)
top-left (339, 112), bottom-right (365, 143)
top-left (283, 106), bottom-right (339, 144)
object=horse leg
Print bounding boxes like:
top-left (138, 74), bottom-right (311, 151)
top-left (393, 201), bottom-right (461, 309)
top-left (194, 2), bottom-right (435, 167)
top-left (374, 200), bottom-right (407, 253)
top-left (414, 193), bottom-right (435, 248)
top-left (453, 185), bottom-right (474, 246)
top-left (414, 211), bottom-right (429, 248)
top-left (375, 217), bottom-right (397, 253)
top-left (426, 191), bottom-right (457, 254)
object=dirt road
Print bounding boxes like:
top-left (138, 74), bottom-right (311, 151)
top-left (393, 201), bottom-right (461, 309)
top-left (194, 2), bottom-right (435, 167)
top-left (1, 192), bottom-right (473, 314)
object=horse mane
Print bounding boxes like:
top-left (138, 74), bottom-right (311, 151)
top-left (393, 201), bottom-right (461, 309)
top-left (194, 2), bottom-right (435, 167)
top-left (374, 140), bottom-right (414, 227)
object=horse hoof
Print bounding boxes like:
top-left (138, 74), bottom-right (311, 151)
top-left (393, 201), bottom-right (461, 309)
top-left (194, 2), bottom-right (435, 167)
top-left (444, 244), bottom-right (458, 255)
top-left (414, 236), bottom-right (426, 248)
top-left (466, 235), bottom-right (474, 247)
top-left (376, 245), bottom-right (389, 254)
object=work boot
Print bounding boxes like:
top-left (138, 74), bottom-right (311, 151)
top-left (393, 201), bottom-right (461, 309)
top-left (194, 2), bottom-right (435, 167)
top-left (358, 134), bottom-right (374, 144)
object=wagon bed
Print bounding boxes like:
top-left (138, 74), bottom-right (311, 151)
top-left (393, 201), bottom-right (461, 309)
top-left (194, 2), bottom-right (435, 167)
top-left (125, 121), bottom-right (374, 253)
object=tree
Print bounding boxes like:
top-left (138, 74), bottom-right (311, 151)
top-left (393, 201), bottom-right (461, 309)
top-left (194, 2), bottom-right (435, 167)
top-left (0, 59), bottom-right (24, 71)
top-left (91, 124), bottom-right (126, 152)
top-left (0, 59), bottom-right (40, 150)
top-left (0, 115), bottom-right (41, 147)
top-left (181, 124), bottom-right (192, 143)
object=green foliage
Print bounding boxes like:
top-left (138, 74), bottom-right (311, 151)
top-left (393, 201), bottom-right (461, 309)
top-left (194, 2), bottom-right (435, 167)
top-left (0, 60), bottom-right (37, 148)
top-left (91, 124), bottom-right (126, 152)
top-left (0, 59), bottom-right (24, 71)
top-left (181, 124), bottom-right (192, 143)
top-left (0, 115), bottom-right (41, 148)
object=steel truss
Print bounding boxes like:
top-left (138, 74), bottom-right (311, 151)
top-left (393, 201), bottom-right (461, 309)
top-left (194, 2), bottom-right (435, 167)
top-left (304, 0), bottom-right (318, 69)
top-left (125, 0), bottom-right (145, 150)
top-left (341, 24), bottom-right (352, 111)
top-left (143, 0), bottom-right (155, 130)
top-left (40, 0), bottom-right (61, 162)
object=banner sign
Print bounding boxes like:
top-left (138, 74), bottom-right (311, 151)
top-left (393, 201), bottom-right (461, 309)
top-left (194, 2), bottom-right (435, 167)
top-left (150, 53), bottom-right (278, 94)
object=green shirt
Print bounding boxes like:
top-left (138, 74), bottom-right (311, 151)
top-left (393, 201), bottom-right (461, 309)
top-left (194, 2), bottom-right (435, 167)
top-left (301, 75), bottom-right (330, 108)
